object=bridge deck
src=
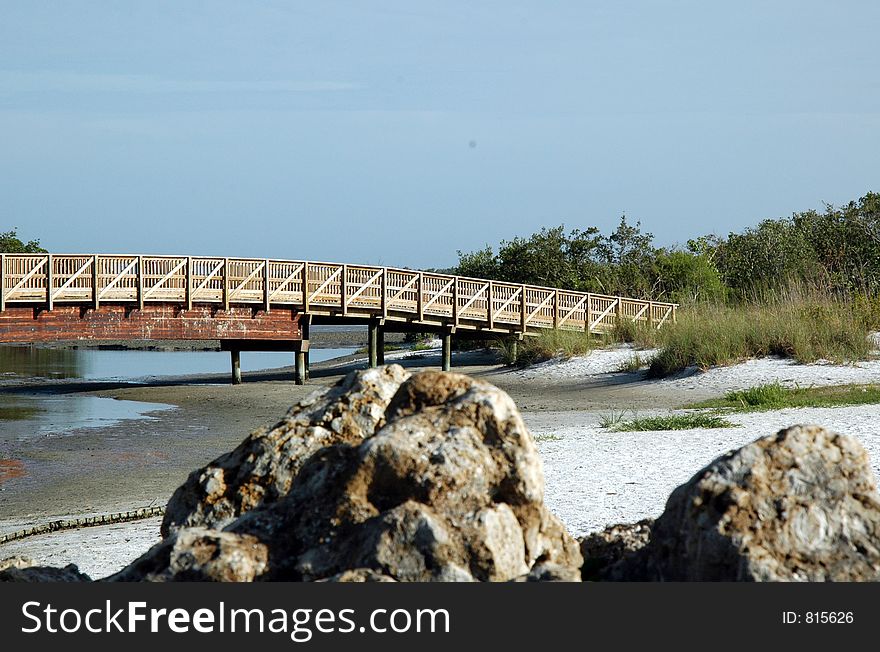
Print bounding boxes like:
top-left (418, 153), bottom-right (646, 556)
top-left (0, 254), bottom-right (676, 340)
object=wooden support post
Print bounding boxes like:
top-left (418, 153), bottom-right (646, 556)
top-left (92, 255), bottom-right (99, 309)
top-left (137, 255), bottom-right (144, 310)
top-left (301, 315), bottom-right (311, 380)
top-left (442, 330), bottom-right (452, 371)
top-left (417, 272), bottom-right (424, 322)
top-left (552, 290), bottom-right (558, 330)
top-left (520, 285), bottom-right (527, 333)
top-left (0, 253), bottom-right (5, 312)
top-left (295, 350), bottom-right (306, 385)
top-left (368, 319), bottom-right (379, 368)
top-left (230, 350), bottom-right (242, 385)
top-left (186, 256), bottom-right (193, 311)
top-left (648, 301), bottom-right (655, 329)
top-left (46, 254), bottom-right (53, 311)
top-left (510, 338), bottom-right (518, 361)
top-left (376, 325), bottom-right (385, 366)
top-left (615, 297), bottom-right (622, 328)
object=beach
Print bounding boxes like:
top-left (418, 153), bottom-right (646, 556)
top-left (3, 343), bottom-right (880, 579)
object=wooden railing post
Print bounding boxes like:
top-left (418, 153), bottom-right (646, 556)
top-left (417, 272), bottom-right (424, 322)
top-left (186, 256), bottom-right (193, 311)
top-left (615, 296), bottom-right (622, 328)
top-left (341, 264), bottom-right (348, 315)
top-left (381, 268), bottom-right (387, 319)
top-left (452, 277), bottom-right (459, 327)
top-left (0, 253), bottom-right (6, 312)
top-left (0, 254), bottom-right (6, 312)
top-left (302, 262), bottom-right (310, 312)
top-left (648, 301), bottom-right (655, 328)
top-left (223, 257), bottom-right (230, 311)
top-left (520, 285), bottom-right (527, 332)
top-left (137, 255), bottom-right (144, 310)
top-left (46, 254), bottom-right (54, 311)
top-left (552, 290), bottom-right (558, 329)
top-left (487, 281), bottom-right (494, 330)
top-left (92, 255), bottom-right (99, 309)
top-left (263, 259), bottom-right (270, 312)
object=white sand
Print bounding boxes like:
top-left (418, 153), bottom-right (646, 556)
top-left (531, 404), bottom-right (880, 538)
top-left (6, 344), bottom-right (880, 577)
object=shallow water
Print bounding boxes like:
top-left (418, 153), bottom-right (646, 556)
top-left (0, 346), bottom-right (355, 441)
top-left (0, 345), bottom-right (355, 382)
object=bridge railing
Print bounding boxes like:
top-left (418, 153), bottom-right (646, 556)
top-left (0, 253), bottom-right (677, 333)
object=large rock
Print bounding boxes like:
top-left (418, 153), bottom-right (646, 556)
top-left (162, 365), bottom-right (411, 535)
top-left (611, 425), bottom-right (880, 581)
top-left (127, 367), bottom-right (582, 581)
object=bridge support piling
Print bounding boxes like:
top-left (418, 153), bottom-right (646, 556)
top-left (510, 338), bottom-right (518, 361)
top-left (295, 350), bottom-right (306, 385)
top-left (442, 331), bottom-right (452, 372)
top-left (368, 319), bottom-right (379, 368)
top-left (230, 350), bottom-right (242, 385)
top-left (376, 325), bottom-right (385, 366)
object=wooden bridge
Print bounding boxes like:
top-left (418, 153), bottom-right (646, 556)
top-left (0, 253), bottom-right (676, 383)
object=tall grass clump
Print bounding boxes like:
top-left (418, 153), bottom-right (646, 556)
top-left (648, 287), bottom-right (876, 377)
top-left (499, 329), bottom-right (600, 366)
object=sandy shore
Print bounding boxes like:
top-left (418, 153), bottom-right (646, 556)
top-left (3, 344), bottom-right (880, 579)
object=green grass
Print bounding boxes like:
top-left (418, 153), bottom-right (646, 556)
top-left (607, 412), bottom-right (736, 432)
top-left (688, 382), bottom-right (880, 412)
top-left (643, 291), bottom-right (875, 377)
top-left (0, 406), bottom-right (41, 421)
top-left (534, 433), bottom-right (563, 442)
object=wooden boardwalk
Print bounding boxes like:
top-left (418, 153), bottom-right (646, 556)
top-left (0, 254), bottom-right (676, 331)
top-left (0, 253), bottom-right (676, 382)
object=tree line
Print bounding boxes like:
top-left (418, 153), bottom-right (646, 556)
top-left (454, 192), bottom-right (880, 305)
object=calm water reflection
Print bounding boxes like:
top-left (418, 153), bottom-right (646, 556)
top-left (0, 345), bottom-right (355, 439)
top-left (0, 345), bottom-right (354, 382)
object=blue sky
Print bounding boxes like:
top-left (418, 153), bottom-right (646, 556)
top-left (2, 1), bottom-right (878, 268)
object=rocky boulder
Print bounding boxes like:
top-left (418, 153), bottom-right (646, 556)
top-left (610, 425), bottom-right (880, 581)
top-left (162, 365), bottom-right (411, 535)
top-left (125, 367), bottom-right (582, 582)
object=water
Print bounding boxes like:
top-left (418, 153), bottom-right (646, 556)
top-left (0, 345), bottom-right (355, 382)
top-left (0, 345), bottom-right (356, 440)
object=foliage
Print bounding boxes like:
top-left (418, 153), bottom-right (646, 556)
top-left (607, 412), bottom-right (736, 432)
top-left (0, 228), bottom-right (46, 253)
top-left (687, 382), bottom-right (880, 412)
top-left (645, 289), bottom-right (875, 377)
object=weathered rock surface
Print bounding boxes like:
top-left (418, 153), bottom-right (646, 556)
top-left (131, 367), bottom-right (583, 581)
top-left (609, 425), bottom-right (880, 581)
top-left (109, 528), bottom-right (268, 582)
top-left (0, 556), bottom-right (91, 582)
top-left (162, 365), bottom-right (411, 536)
top-left (579, 520), bottom-right (653, 580)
